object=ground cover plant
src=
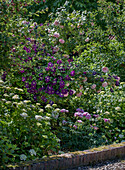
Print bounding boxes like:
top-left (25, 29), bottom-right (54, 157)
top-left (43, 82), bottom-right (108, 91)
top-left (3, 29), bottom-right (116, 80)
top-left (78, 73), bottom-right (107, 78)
top-left (0, 0), bottom-right (125, 168)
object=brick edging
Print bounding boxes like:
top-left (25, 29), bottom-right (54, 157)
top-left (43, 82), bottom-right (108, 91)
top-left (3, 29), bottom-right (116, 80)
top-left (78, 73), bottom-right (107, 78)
top-left (7, 142), bottom-right (125, 170)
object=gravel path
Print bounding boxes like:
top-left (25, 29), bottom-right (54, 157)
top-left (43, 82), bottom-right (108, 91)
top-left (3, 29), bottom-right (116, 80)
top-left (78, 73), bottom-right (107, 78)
top-left (67, 157), bottom-right (125, 170)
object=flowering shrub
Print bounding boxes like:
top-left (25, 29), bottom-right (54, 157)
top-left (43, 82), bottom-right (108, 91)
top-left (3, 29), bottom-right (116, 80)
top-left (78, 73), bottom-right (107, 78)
top-left (0, 0), bottom-right (125, 167)
top-left (0, 81), bottom-right (60, 166)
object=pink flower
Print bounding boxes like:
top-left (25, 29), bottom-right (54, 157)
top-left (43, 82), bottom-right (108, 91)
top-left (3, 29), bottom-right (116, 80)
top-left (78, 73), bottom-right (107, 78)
top-left (77, 120), bottom-right (82, 123)
top-left (103, 118), bottom-right (110, 123)
top-left (117, 77), bottom-right (120, 81)
top-left (83, 112), bottom-right (88, 116)
top-left (83, 77), bottom-right (87, 82)
top-left (59, 39), bottom-right (65, 44)
top-left (93, 126), bottom-right (98, 130)
top-left (102, 82), bottom-right (108, 87)
top-left (53, 32), bottom-right (60, 38)
top-left (77, 92), bottom-right (82, 97)
top-left (64, 92), bottom-right (69, 97)
top-left (102, 67), bottom-right (108, 73)
top-left (62, 120), bottom-right (67, 125)
top-left (60, 25), bottom-right (64, 29)
top-left (43, 0), bottom-right (45, 2)
top-left (97, 89), bottom-right (101, 93)
top-left (73, 125), bottom-right (77, 129)
top-left (91, 84), bottom-right (96, 89)
top-left (85, 37), bottom-right (89, 42)
top-left (80, 86), bottom-right (83, 90)
top-left (54, 20), bottom-right (59, 26)
top-left (86, 114), bottom-right (91, 119)
top-left (53, 46), bottom-right (59, 52)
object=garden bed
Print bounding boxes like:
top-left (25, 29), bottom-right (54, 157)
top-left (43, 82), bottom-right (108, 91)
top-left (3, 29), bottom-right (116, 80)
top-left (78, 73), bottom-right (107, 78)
top-left (6, 142), bottom-right (125, 170)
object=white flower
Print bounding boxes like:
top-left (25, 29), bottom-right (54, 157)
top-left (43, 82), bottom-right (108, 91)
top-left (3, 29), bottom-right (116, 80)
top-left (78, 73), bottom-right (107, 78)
top-left (119, 134), bottom-right (124, 138)
top-left (12, 95), bottom-right (19, 99)
top-left (36, 103), bottom-right (41, 106)
top-left (39, 109), bottom-right (44, 113)
top-left (44, 116), bottom-right (50, 120)
top-left (20, 113), bottom-right (28, 118)
top-left (52, 104), bottom-right (57, 107)
top-left (20, 154), bottom-right (27, 161)
top-left (115, 107), bottom-right (121, 111)
top-left (6, 87), bottom-right (11, 89)
top-left (45, 104), bottom-right (52, 109)
top-left (6, 101), bottom-right (11, 104)
top-left (54, 108), bottom-right (60, 112)
top-left (0, 79), bottom-right (4, 84)
top-left (35, 115), bottom-right (43, 121)
top-left (1, 99), bottom-right (6, 101)
top-left (23, 100), bottom-right (31, 104)
top-left (3, 93), bottom-right (9, 97)
top-left (17, 101), bottom-right (23, 105)
top-left (17, 88), bottom-right (23, 92)
top-left (29, 149), bottom-right (36, 156)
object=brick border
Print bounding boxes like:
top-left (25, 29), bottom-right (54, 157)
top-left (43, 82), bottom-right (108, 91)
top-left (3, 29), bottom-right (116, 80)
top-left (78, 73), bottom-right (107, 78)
top-left (7, 142), bottom-right (125, 170)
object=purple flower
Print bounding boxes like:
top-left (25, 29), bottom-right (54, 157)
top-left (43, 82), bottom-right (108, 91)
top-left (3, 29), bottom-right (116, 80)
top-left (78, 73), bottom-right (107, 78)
top-left (73, 125), bottom-right (77, 129)
top-left (115, 81), bottom-right (119, 86)
top-left (59, 93), bottom-right (64, 97)
top-left (65, 75), bottom-right (71, 81)
top-left (31, 80), bottom-right (37, 85)
top-left (56, 91), bottom-right (60, 95)
top-left (92, 71), bottom-right (97, 75)
top-left (86, 114), bottom-right (91, 119)
top-left (70, 70), bottom-right (75, 76)
top-left (52, 78), bottom-right (57, 85)
top-left (60, 81), bottom-right (65, 88)
top-left (74, 112), bottom-right (83, 118)
top-left (51, 67), bottom-right (56, 73)
top-left (62, 120), bottom-right (67, 125)
top-left (57, 59), bottom-right (62, 64)
top-left (93, 114), bottom-right (100, 118)
top-left (48, 62), bottom-right (53, 67)
top-left (49, 100), bottom-right (54, 106)
top-left (100, 77), bottom-right (104, 82)
top-left (61, 89), bottom-right (68, 94)
top-left (32, 72), bottom-right (35, 75)
top-left (58, 76), bottom-right (63, 80)
top-left (45, 76), bottom-right (50, 83)
top-left (83, 72), bottom-right (87, 75)
top-left (69, 90), bottom-right (73, 95)
top-left (110, 88), bottom-right (114, 93)
top-left (39, 77), bottom-right (43, 81)
top-left (45, 67), bottom-right (50, 71)
top-left (22, 77), bottom-right (26, 82)
top-left (20, 70), bottom-right (24, 73)
top-left (76, 108), bottom-right (84, 113)
top-left (25, 83), bottom-right (29, 88)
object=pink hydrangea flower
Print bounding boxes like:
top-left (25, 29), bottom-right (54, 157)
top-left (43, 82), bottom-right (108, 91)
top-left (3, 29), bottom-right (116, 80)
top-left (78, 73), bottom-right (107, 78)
top-left (102, 82), bottom-right (108, 87)
top-left (64, 92), bottom-right (69, 97)
top-left (60, 25), bottom-right (64, 29)
top-left (85, 37), bottom-right (89, 42)
top-left (102, 67), bottom-right (108, 73)
top-left (54, 20), bottom-right (59, 26)
top-left (77, 92), bottom-right (82, 97)
top-left (73, 125), bottom-right (77, 129)
top-left (59, 39), bottom-right (65, 44)
top-left (86, 114), bottom-right (91, 119)
top-left (53, 32), bottom-right (60, 38)
top-left (117, 77), bottom-right (120, 81)
top-left (77, 120), bottom-right (82, 123)
top-left (83, 77), bottom-right (87, 82)
top-left (103, 118), bottom-right (110, 123)
top-left (83, 112), bottom-right (88, 116)
top-left (91, 84), bottom-right (96, 89)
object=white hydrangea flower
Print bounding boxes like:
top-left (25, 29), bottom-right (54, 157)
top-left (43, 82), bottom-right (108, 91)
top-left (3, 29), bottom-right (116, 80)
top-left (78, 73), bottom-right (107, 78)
top-left (0, 79), bottom-right (4, 84)
top-left (36, 103), bottom-right (41, 106)
top-left (1, 99), bottom-right (6, 101)
top-left (115, 107), bottom-right (121, 111)
top-left (23, 100), bottom-right (31, 103)
top-left (52, 104), bottom-right (57, 107)
top-left (6, 87), bottom-right (11, 89)
top-left (119, 134), bottom-right (124, 138)
top-left (35, 115), bottom-right (43, 121)
top-left (44, 116), bottom-right (50, 120)
top-left (3, 93), bottom-right (9, 97)
top-left (17, 101), bottom-right (23, 105)
top-left (6, 101), bottom-right (11, 104)
top-left (54, 108), bottom-right (60, 112)
top-left (17, 88), bottom-right (23, 92)
top-left (12, 95), bottom-right (19, 99)
top-left (20, 113), bottom-right (28, 119)
top-left (39, 109), bottom-right (44, 113)
top-left (29, 149), bottom-right (36, 156)
top-left (20, 154), bottom-right (27, 161)
top-left (45, 104), bottom-right (52, 109)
